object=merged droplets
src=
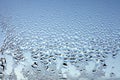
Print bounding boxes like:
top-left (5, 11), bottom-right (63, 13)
top-left (17, 29), bottom-right (119, 80)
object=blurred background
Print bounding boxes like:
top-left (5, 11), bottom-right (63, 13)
top-left (0, 0), bottom-right (120, 80)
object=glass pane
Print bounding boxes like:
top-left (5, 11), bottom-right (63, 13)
top-left (0, 0), bottom-right (120, 80)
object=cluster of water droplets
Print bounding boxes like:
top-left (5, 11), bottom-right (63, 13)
top-left (0, 17), bottom-right (120, 80)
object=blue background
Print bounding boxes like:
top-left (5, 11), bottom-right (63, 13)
top-left (0, 0), bottom-right (120, 79)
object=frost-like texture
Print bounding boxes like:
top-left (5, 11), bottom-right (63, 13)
top-left (0, 16), bottom-right (120, 80)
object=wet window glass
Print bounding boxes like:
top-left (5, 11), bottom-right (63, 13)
top-left (0, 0), bottom-right (120, 80)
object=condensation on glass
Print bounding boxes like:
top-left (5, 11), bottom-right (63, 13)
top-left (0, 16), bottom-right (120, 80)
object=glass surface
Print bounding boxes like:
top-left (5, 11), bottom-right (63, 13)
top-left (0, 0), bottom-right (120, 80)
